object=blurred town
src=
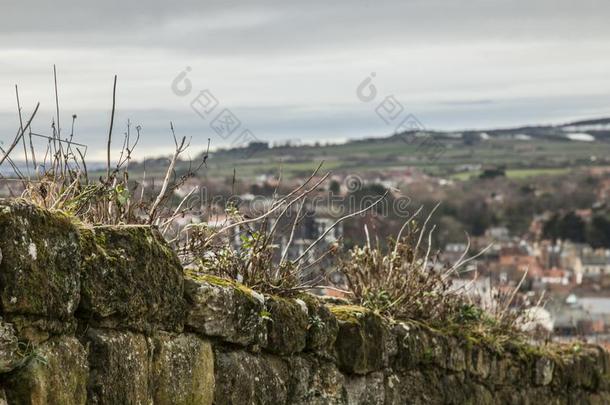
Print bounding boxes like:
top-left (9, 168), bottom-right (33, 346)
top-left (159, 148), bottom-right (610, 347)
top-left (2, 120), bottom-right (610, 346)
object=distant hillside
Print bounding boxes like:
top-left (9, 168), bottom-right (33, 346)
top-left (196, 117), bottom-right (610, 181)
top-left (4, 118), bottom-right (610, 181)
top-left (397, 117), bottom-right (610, 142)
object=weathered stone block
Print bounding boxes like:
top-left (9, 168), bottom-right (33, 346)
top-left (184, 273), bottom-right (267, 347)
top-left (3, 336), bottom-right (88, 405)
top-left (383, 370), bottom-right (444, 404)
top-left (446, 337), bottom-right (467, 372)
top-left (265, 296), bottom-right (308, 355)
top-left (392, 322), bottom-right (430, 370)
top-left (299, 294), bottom-right (339, 357)
top-left (487, 355), bottom-right (514, 386)
top-left (534, 356), bottom-right (554, 386)
top-left (150, 332), bottom-right (214, 405)
top-left (345, 371), bottom-right (385, 405)
top-left (305, 362), bottom-right (347, 405)
top-left (85, 329), bottom-right (149, 404)
top-left (330, 305), bottom-right (388, 375)
top-left (0, 201), bottom-right (81, 328)
top-left (213, 349), bottom-right (288, 405)
top-left (562, 348), bottom-right (605, 391)
top-left (285, 355), bottom-right (347, 404)
top-left (426, 333), bottom-right (448, 369)
top-left (469, 346), bottom-right (492, 380)
top-left (78, 226), bottom-right (185, 333)
top-left (0, 319), bottom-right (22, 373)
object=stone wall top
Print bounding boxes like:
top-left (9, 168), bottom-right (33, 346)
top-left (0, 200), bottom-right (609, 404)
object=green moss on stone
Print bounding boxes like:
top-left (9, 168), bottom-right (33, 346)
top-left (265, 295), bottom-right (308, 355)
top-left (183, 270), bottom-right (258, 300)
top-left (330, 305), bottom-right (388, 374)
top-left (3, 336), bottom-right (88, 405)
top-left (184, 271), bottom-right (267, 347)
top-left (297, 293), bottom-right (339, 356)
top-left (77, 225), bottom-right (185, 333)
top-left (329, 305), bottom-right (368, 324)
top-left (0, 200), bottom-right (81, 330)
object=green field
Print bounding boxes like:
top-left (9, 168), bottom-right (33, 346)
top-left (198, 137), bottom-right (610, 181)
top-left (451, 167), bottom-right (573, 181)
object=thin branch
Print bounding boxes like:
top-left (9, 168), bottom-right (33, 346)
top-left (194, 172), bottom-right (331, 244)
top-left (280, 199), bottom-right (306, 266)
top-left (0, 103), bottom-right (40, 168)
top-left (149, 122), bottom-right (187, 223)
top-left (106, 74), bottom-right (117, 181)
top-left (292, 191), bottom-right (389, 265)
top-left (413, 202), bottom-right (440, 262)
top-left (53, 65), bottom-right (64, 174)
top-left (15, 85), bottom-right (29, 177)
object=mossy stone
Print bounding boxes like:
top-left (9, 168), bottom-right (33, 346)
top-left (391, 322), bottom-right (431, 370)
top-left (85, 328), bottom-right (150, 404)
top-left (150, 332), bottom-right (215, 405)
top-left (0, 319), bottom-right (22, 373)
top-left (0, 200), bottom-right (81, 329)
top-left (345, 371), bottom-right (385, 405)
top-left (3, 336), bottom-right (88, 405)
top-left (330, 305), bottom-right (388, 375)
top-left (213, 349), bottom-right (288, 405)
top-left (265, 296), bottom-right (308, 355)
top-left (469, 346), bottom-right (492, 380)
top-left (298, 294), bottom-right (339, 357)
top-left (78, 225), bottom-right (185, 333)
top-left (184, 272), bottom-right (267, 347)
top-left (534, 356), bottom-right (555, 386)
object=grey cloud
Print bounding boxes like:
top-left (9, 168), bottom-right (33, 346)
top-left (2, 0), bottom-right (610, 55)
top-left (1, 0), bottom-right (610, 158)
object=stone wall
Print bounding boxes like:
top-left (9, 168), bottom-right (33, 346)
top-left (0, 200), bottom-right (609, 404)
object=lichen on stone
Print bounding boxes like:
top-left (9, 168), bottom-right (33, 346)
top-left (329, 305), bottom-right (390, 374)
top-left (77, 225), bottom-right (185, 333)
top-left (184, 271), bottom-right (267, 347)
top-left (3, 336), bottom-right (88, 405)
top-left (297, 294), bottom-right (339, 357)
top-left (0, 200), bottom-right (81, 337)
top-left (85, 328), bottom-right (150, 404)
top-left (150, 332), bottom-right (215, 405)
top-left (264, 295), bottom-right (308, 355)
top-left (213, 349), bottom-right (289, 405)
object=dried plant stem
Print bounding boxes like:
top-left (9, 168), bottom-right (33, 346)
top-left (0, 103), bottom-right (40, 168)
top-left (279, 199), bottom-right (306, 266)
top-left (292, 191), bottom-right (388, 265)
top-left (14, 85), bottom-right (30, 177)
top-left (149, 122), bottom-right (187, 223)
top-left (197, 172), bottom-right (330, 245)
top-left (106, 75), bottom-right (117, 181)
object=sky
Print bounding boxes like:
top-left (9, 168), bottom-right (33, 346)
top-left (1, 0), bottom-right (610, 160)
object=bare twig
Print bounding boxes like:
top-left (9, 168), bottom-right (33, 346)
top-left (14, 85), bottom-right (30, 177)
top-left (106, 74), bottom-right (117, 181)
top-left (149, 122), bottom-right (187, 223)
top-left (0, 103), bottom-right (40, 168)
top-left (53, 65), bottom-right (64, 175)
top-left (292, 191), bottom-right (389, 265)
top-left (279, 199), bottom-right (306, 266)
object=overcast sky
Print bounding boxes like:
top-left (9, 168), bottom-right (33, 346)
top-left (1, 0), bottom-right (610, 159)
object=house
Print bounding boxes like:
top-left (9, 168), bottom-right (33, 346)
top-left (572, 251), bottom-right (610, 280)
top-left (551, 294), bottom-right (607, 337)
top-left (539, 267), bottom-right (571, 286)
top-left (486, 227), bottom-right (511, 242)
